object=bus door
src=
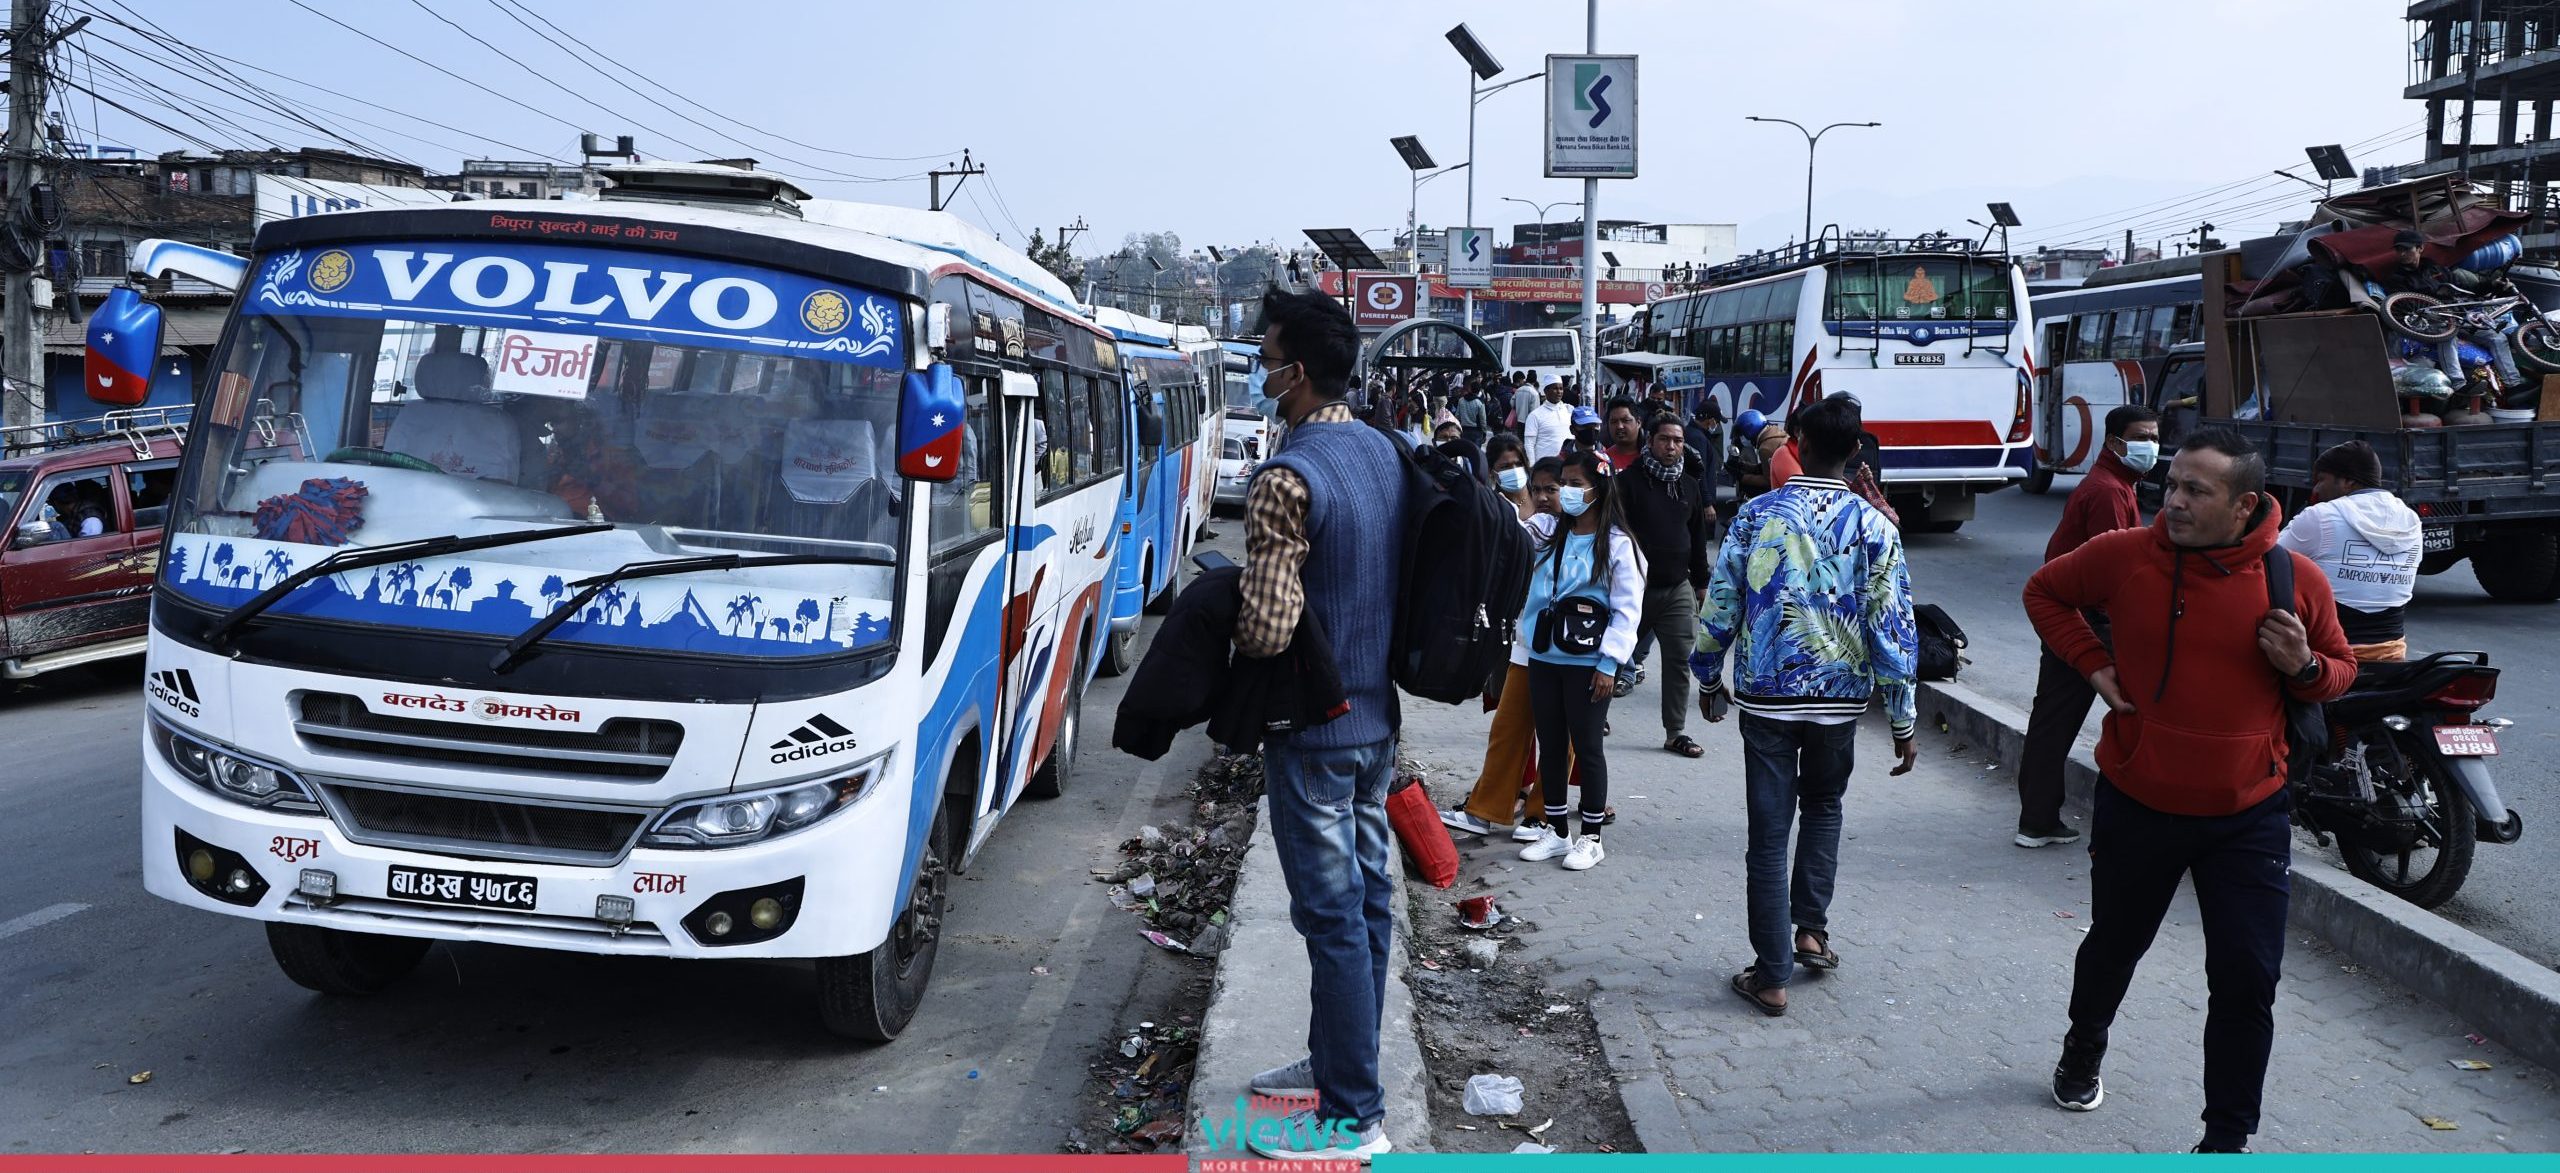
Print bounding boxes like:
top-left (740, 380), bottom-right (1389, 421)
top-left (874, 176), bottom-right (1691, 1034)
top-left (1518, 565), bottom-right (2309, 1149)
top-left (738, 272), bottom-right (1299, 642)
top-left (995, 369), bottom-right (1052, 807)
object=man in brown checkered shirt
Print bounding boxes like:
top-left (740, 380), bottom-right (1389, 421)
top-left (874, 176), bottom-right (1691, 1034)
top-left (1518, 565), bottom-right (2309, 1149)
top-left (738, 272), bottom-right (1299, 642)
top-left (1237, 287), bottom-right (1408, 1161)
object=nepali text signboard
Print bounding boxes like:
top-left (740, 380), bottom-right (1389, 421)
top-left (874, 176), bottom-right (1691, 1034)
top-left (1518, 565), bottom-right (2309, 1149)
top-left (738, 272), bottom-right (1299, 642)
top-left (1448, 227), bottom-right (1493, 289)
top-left (1545, 55), bottom-right (1638, 179)
top-left (1320, 271), bottom-right (1655, 305)
top-left (1350, 272), bottom-right (1416, 329)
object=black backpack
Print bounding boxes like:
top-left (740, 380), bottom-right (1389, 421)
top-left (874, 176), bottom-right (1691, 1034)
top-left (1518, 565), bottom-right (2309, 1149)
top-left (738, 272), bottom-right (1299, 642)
top-left (2261, 549), bottom-right (2331, 782)
top-left (1389, 438), bottom-right (1535, 704)
top-left (1913, 603), bottom-right (1968, 682)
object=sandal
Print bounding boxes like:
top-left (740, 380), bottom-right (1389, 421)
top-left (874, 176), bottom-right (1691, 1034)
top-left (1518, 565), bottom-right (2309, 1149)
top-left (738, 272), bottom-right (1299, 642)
top-left (1665, 734), bottom-right (1704, 758)
top-left (1795, 928), bottom-right (1840, 971)
top-left (1730, 969), bottom-right (1786, 1017)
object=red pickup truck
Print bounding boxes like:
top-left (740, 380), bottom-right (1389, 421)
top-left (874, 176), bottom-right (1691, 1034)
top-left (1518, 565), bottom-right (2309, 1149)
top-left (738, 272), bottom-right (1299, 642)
top-left (0, 416), bottom-right (186, 682)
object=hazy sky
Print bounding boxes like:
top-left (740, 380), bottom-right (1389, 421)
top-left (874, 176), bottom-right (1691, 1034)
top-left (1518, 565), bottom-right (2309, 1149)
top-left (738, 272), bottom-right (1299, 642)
top-left (89, 0), bottom-right (2421, 258)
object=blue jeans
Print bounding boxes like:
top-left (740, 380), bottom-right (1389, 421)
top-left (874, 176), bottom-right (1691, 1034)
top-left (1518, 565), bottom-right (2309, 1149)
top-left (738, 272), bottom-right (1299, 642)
top-left (1262, 733), bottom-right (1396, 1130)
top-left (1738, 713), bottom-right (1857, 987)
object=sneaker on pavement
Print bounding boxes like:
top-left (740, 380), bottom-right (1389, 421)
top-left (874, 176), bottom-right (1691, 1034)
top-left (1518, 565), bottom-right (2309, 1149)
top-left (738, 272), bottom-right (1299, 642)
top-left (1244, 1109), bottom-right (1391, 1162)
top-left (1562, 834), bottom-right (1606, 870)
top-left (1249, 1055), bottom-right (1315, 1098)
top-left (2016, 823), bottom-right (2083, 848)
top-left (1510, 822), bottom-right (1547, 843)
top-left (1518, 826), bottom-right (1571, 862)
top-left (2051, 1035), bottom-right (2105, 1112)
top-left (1439, 808), bottom-right (1498, 836)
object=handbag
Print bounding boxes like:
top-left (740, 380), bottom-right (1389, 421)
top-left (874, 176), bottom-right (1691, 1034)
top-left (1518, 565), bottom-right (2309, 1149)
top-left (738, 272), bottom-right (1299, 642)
top-left (1532, 595), bottom-right (1608, 658)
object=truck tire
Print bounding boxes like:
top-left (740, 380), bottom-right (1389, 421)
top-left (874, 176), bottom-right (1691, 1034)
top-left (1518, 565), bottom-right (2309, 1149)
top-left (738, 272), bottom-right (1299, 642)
top-left (2418, 549), bottom-right (2466, 576)
top-left (2022, 465), bottom-right (2055, 495)
top-left (817, 804), bottom-right (949, 1042)
top-left (266, 923), bottom-right (430, 995)
top-left (2471, 529), bottom-right (2560, 602)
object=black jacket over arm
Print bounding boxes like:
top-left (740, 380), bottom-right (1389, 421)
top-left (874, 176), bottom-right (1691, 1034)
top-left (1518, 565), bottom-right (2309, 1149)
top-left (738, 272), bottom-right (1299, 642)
top-left (1111, 566), bottom-right (1348, 760)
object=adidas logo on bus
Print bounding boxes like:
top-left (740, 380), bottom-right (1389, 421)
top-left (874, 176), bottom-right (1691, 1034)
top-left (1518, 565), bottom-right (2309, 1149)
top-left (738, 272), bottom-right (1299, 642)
top-left (770, 713), bottom-right (859, 765)
top-left (148, 668), bottom-right (201, 718)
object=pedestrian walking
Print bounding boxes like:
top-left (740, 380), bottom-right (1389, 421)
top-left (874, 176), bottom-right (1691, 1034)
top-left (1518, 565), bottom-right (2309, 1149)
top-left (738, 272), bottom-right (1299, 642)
top-left (1509, 374), bottom-right (1540, 432)
top-left (2276, 440), bottom-right (2420, 662)
top-left (1512, 449), bottom-right (1646, 872)
top-left (1443, 451), bottom-right (1573, 840)
top-left (2017, 403), bottom-right (2158, 848)
top-left (1615, 411), bottom-right (1714, 758)
top-left (1691, 393), bottom-right (1920, 1016)
top-left (1235, 286), bottom-right (1407, 1161)
top-left (1601, 397), bottom-right (1644, 472)
top-left (1523, 382), bottom-right (1575, 462)
top-left (1453, 379), bottom-right (1491, 450)
top-left (2023, 427), bottom-right (2355, 1154)
top-left (1563, 405), bottom-right (1604, 462)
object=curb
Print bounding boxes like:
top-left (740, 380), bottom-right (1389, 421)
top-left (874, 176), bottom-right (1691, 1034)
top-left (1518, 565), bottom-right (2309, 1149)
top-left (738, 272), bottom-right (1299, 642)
top-left (1585, 993), bottom-right (1692, 1154)
top-left (1917, 678), bottom-right (2560, 1078)
top-left (1188, 795), bottom-right (1434, 1157)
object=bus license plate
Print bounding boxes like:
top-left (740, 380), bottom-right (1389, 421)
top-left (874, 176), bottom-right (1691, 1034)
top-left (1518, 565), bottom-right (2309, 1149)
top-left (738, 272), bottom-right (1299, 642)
top-left (386, 864), bottom-right (538, 911)
top-left (1893, 353), bottom-right (1946, 366)
top-left (2434, 726), bottom-right (2500, 757)
top-left (2423, 524), bottom-right (2455, 554)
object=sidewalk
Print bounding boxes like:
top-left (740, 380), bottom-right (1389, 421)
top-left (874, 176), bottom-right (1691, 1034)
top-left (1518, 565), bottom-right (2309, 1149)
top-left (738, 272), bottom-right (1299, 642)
top-left (1398, 677), bottom-right (2560, 1153)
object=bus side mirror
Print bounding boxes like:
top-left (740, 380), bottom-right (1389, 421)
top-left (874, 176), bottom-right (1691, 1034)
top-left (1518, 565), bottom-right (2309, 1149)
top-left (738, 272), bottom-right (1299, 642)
top-left (86, 287), bottom-right (163, 406)
top-left (1136, 403), bottom-right (1165, 449)
top-left (897, 363), bottom-right (967, 483)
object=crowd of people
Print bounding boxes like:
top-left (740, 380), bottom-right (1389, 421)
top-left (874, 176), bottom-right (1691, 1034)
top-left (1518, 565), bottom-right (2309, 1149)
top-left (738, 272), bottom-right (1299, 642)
top-left (1214, 286), bottom-right (2375, 1160)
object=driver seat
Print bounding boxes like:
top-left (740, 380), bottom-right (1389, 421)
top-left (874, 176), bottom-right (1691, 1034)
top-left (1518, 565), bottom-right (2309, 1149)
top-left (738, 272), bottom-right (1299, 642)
top-left (383, 352), bottom-right (522, 483)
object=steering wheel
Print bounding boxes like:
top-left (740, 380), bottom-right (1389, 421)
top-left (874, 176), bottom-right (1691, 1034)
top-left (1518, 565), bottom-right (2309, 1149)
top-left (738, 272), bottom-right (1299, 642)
top-left (323, 446), bottom-right (445, 474)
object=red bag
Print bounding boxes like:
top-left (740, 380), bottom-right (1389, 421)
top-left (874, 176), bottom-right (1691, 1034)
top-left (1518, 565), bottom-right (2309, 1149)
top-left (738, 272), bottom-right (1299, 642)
top-left (1385, 777), bottom-right (1460, 888)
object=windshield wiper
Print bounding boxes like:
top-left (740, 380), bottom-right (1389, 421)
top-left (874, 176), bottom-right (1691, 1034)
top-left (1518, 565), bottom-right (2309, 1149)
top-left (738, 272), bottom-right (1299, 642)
top-left (201, 522), bottom-right (615, 646)
top-left (488, 550), bottom-right (887, 673)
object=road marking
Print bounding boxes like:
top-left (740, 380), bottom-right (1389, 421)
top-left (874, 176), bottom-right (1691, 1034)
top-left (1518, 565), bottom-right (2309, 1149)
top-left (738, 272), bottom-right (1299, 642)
top-left (0, 902), bottom-right (89, 942)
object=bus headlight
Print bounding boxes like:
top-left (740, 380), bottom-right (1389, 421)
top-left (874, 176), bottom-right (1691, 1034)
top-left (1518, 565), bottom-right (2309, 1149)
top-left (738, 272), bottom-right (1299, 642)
top-left (643, 750), bottom-right (889, 849)
top-left (150, 713), bottom-right (321, 814)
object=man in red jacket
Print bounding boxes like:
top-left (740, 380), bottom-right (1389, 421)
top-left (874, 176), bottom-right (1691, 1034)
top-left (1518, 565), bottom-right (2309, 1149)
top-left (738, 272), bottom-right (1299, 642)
top-left (2023, 427), bottom-right (2354, 1154)
top-left (2016, 404), bottom-right (2160, 847)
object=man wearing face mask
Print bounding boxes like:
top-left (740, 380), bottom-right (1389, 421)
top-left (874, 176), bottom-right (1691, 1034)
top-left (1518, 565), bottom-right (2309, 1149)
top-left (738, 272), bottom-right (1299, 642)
top-left (2016, 404), bottom-right (2159, 848)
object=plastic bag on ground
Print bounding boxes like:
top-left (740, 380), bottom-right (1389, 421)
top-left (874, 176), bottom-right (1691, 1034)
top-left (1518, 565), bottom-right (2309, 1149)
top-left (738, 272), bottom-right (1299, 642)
top-left (1463, 1073), bottom-right (1525, 1116)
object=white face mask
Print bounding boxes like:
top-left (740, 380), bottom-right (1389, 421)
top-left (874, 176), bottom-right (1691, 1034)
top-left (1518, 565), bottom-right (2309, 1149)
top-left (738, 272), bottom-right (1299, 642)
top-left (1557, 485), bottom-right (1592, 516)
top-left (2119, 439), bottom-right (2160, 473)
top-left (1496, 466), bottom-right (1528, 492)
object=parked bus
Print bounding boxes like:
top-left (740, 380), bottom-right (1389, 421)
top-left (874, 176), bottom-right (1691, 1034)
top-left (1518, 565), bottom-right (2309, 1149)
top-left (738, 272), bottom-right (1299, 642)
top-left (134, 162), bottom-right (1125, 1041)
top-left (1088, 307), bottom-right (1208, 674)
top-left (1210, 338), bottom-right (1265, 512)
top-left (1483, 328), bottom-right (1581, 390)
top-left (2024, 268), bottom-right (2203, 492)
top-left (1639, 236), bottom-right (2035, 531)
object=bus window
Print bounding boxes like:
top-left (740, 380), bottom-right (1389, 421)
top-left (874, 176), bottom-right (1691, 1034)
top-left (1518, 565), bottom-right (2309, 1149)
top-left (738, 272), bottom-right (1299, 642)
top-left (1090, 374), bottom-right (1123, 477)
top-left (2107, 309), bottom-right (2147, 358)
top-left (1067, 373), bottom-right (1097, 481)
top-left (1765, 277), bottom-right (1804, 321)
top-left (1762, 321), bottom-right (1795, 374)
top-left (1706, 289), bottom-right (1743, 328)
top-left (930, 374), bottom-right (999, 553)
top-left (1038, 368), bottom-right (1075, 491)
top-left (1828, 263), bottom-right (1879, 319)
top-left (2167, 303), bottom-right (2200, 348)
top-left (1709, 327), bottom-right (1738, 373)
top-left (2072, 313), bottom-right (2108, 362)
top-left (1959, 264), bottom-right (2014, 320)
top-left (1881, 259), bottom-right (1951, 320)
top-left (1735, 282), bottom-right (1777, 323)
top-left (2145, 305), bottom-right (2188, 354)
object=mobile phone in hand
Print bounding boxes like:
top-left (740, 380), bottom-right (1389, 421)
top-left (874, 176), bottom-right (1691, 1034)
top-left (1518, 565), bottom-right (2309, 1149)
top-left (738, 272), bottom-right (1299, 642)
top-left (1193, 551), bottom-right (1237, 573)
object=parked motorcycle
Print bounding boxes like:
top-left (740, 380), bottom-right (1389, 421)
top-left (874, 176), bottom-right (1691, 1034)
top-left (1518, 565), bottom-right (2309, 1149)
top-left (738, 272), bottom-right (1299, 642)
top-left (2293, 650), bottom-right (2522, 909)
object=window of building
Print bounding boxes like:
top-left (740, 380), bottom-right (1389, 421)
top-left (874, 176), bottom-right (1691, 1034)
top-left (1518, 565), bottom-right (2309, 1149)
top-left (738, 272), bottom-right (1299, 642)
top-left (80, 239), bottom-right (125, 278)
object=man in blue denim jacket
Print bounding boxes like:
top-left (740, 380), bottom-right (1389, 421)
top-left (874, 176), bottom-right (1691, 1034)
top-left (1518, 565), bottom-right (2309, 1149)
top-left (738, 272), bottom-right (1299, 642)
top-left (1690, 393), bottom-right (1920, 1016)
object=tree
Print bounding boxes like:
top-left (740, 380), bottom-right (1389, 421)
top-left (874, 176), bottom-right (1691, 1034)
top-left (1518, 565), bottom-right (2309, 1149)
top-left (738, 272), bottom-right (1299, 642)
top-left (1024, 229), bottom-right (1081, 287)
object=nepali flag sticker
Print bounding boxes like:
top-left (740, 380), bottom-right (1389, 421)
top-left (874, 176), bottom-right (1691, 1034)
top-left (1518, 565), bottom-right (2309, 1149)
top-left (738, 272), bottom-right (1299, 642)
top-left (86, 286), bottom-right (162, 407)
top-left (898, 365), bottom-right (967, 482)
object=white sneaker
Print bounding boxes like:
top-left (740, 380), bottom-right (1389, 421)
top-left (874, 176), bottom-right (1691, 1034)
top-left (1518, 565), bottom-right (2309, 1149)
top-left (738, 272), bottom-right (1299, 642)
top-left (1249, 1055), bottom-right (1315, 1098)
top-left (1562, 834), bottom-right (1606, 870)
top-left (1517, 826), bottom-right (1571, 862)
top-left (1510, 822), bottom-right (1547, 843)
top-left (1438, 808), bottom-right (1497, 836)
top-left (1244, 1109), bottom-right (1392, 1161)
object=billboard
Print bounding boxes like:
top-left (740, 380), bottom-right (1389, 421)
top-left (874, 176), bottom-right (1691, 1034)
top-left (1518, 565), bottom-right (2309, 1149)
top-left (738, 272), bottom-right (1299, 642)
top-left (1545, 55), bottom-right (1639, 179)
top-left (1448, 227), bottom-right (1493, 289)
top-left (1349, 272), bottom-right (1416, 329)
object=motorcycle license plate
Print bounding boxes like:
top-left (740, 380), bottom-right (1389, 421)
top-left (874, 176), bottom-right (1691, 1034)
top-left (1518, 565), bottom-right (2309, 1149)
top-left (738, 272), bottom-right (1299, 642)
top-left (2433, 726), bottom-right (2500, 757)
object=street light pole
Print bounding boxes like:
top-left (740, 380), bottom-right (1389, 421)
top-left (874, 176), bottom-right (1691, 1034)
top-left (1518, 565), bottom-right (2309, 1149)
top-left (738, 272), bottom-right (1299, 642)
top-left (1579, 0), bottom-right (1599, 404)
top-left (1746, 116), bottom-right (1880, 251)
top-left (1459, 73), bottom-right (1544, 332)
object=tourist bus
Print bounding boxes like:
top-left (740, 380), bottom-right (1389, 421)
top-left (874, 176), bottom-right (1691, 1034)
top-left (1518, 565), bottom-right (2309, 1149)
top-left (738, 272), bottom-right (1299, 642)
top-left (2024, 269), bottom-right (2204, 493)
top-left (1088, 306), bottom-right (1209, 674)
top-left (1483, 328), bottom-right (1581, 390)
top-left (1639, 236), bottom-right (2036, 531)
top-left (134, 162), bottom-right (1125, 1041)
top-left (1209, 338), bottom-right (1265, 511)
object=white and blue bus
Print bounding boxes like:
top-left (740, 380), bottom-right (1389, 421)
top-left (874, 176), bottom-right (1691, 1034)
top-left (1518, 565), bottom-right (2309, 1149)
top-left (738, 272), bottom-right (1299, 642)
top-left (1209, 338), bottom-right (1266, 512)
top-left (1641, 237), bottom-right (2035, 530)
top-left (134, 162), bottom-right (1127, 1040)
top-left (1089, 306), bottom-right (1213, 674)
top-left (2025, 271), bottom-right (2204, 493)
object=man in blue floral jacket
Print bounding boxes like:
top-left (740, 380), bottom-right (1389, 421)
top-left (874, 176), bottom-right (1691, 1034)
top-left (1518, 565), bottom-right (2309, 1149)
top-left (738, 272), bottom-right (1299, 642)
top-left (1690, 392), bottom-right (1920, 1016)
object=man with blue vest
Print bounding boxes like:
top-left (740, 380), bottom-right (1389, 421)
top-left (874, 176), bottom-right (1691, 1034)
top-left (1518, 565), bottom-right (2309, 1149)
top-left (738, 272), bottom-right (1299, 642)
top-left (1237, 286), bottom-right (1408, 1161)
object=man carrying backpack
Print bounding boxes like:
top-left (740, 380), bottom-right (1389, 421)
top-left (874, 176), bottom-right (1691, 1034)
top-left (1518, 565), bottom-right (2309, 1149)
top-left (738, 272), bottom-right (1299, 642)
top-left (1235, 286), bottom-right (1408, 1161)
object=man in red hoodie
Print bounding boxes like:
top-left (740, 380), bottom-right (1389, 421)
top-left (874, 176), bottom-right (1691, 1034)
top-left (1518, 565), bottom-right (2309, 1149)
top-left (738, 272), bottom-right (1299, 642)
top-left (2016, 404), bottom-right (2160, 848)
top-left (2023, 427), bottom-right (2354, 1154)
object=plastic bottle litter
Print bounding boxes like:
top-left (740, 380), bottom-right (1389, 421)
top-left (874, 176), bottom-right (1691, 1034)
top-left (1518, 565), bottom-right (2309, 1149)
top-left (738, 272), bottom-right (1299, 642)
top-left (1463, 1073), bottom-right (1525, 1116)
top-left (1128, 874), bottom-right (1157, 898)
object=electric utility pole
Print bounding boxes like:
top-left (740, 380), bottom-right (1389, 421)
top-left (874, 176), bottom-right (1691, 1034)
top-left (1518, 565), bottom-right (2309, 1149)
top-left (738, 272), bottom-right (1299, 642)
top-left (5, 0), bottom-right (83, 432)
top-left (928, 148), bottom-right (983, 213)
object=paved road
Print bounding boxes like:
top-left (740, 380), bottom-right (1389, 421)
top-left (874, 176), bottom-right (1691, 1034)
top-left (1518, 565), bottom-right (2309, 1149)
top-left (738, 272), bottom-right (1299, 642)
top-left (1897, 481), bottom-right (2560, 968)
top-left (0, 637), bottom-right (1204, 1153)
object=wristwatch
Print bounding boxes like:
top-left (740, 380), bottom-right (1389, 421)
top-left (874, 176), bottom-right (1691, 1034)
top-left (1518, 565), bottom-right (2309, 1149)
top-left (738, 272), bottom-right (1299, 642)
top-left (2293, 652), bottom-right (2324, 686)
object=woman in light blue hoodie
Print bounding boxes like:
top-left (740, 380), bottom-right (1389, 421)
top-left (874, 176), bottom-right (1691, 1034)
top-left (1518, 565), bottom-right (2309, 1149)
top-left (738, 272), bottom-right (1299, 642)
top-left (1512, 448), bottom-right (1648, 871)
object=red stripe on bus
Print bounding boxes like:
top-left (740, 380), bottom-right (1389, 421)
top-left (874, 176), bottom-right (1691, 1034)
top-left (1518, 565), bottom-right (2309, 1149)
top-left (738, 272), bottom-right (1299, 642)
top-left (1866, 420), bottom-right (2004, 447)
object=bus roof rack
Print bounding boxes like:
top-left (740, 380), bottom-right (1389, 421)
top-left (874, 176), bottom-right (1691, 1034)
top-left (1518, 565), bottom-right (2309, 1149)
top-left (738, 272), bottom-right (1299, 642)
top-left (1703, 228), bottom-right (2002, 288)
top-left (0, 404), bottom-right (191, 459)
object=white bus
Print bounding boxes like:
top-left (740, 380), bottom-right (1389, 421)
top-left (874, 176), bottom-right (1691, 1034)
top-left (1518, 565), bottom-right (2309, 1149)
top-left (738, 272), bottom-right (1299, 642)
top-left (1483, 327), bottom-right (1581, 390)
top-left (1209, 338), bottom-right (1265, 511)
top-left (2024, 271), bottom-right (2203, 493)
top-left (135, 163), bottom-right (1125, 1040)
top-left (1640, 237), bottom-right (2035, 530)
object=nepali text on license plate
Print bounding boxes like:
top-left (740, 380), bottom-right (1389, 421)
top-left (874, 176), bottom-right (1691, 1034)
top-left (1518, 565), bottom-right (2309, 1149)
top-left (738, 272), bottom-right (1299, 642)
top-left (386, 865), bottom-right (538, 910)
top-left (2433, 725), bottom-right (2499, 757)
top-left (2424, 525), bottom-right (2455, 554)
top-left (1893, 353), bottom-right (1946, 366)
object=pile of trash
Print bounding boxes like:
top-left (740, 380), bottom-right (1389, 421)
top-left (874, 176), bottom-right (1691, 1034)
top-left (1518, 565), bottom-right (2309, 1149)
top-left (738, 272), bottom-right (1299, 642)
top-left (1094, 754), bottom-right (1263, 957)
top-left (1067, 1017), bottom-right (1198, 1155)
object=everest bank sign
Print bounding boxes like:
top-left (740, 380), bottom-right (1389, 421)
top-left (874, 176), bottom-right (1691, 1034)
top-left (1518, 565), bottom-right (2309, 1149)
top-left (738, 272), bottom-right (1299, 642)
top-left (1316, 270), bottom-right (1655, 305)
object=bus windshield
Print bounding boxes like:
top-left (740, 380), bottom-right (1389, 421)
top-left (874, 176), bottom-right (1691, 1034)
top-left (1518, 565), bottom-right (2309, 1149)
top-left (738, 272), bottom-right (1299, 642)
top-left (162, 239), bottom-right (913, 661)
top-left (1829, 256), bottom-right (2015, 321)
top-left (1510, 333), bottom-right (1576, 367)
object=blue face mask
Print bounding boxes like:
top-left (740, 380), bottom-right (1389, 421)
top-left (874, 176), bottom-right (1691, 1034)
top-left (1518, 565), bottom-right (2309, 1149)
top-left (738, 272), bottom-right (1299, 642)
top-left (1250, 361), bottom-right (1296, 418)
top-left (1557, 486), bottom-right (1592, 516)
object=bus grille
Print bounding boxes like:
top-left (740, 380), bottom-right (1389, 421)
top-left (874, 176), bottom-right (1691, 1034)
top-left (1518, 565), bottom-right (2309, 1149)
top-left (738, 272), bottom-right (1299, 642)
top-left (294, 692), bottom-right (683, 782)
top-left (321, 782), bottom-right (648, 865)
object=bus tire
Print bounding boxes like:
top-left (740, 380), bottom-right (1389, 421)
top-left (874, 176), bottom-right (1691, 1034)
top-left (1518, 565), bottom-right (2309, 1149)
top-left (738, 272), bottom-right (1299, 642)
top-left (2022, 465), bottom-right (2055, 495)
top-left (1097, 616), bottom-right (1135, 678)
top-left (265, 923), bottom-right (430, 996)
top-left (817, 803), bottom-right (950, 1042)
top-left (2471, 528), bottom-right (2560, 602)
top-left (1024, 656), bottom-right (1084, 800)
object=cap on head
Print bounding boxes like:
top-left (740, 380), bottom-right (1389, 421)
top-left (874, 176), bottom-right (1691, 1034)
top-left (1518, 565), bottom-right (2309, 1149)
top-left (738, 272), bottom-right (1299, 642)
top-left (1572, 406), bottom-right (1601, 427)
top-left (2393, 229), bottom-right (2426, 250)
